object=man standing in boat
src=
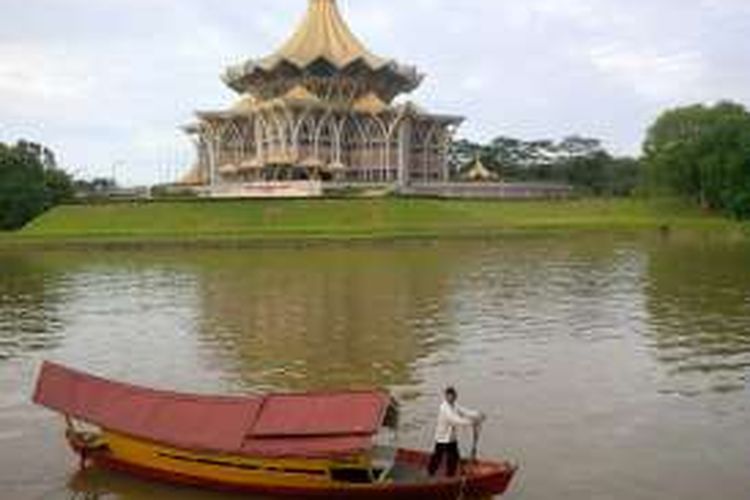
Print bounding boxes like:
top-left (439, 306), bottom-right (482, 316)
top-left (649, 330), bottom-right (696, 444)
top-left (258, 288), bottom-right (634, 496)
top-left (428, 386), bottom-right (485, 477)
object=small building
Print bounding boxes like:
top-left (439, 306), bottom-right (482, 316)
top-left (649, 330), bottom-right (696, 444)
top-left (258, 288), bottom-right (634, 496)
top-left (182, 0), bottom-right (463, 195)
top-left (462, 158), bottom-right (499, 182)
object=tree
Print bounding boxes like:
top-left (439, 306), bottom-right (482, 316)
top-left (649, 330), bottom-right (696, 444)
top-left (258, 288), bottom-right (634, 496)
top-left (644, 101), bottom-right (750, 218)
top-left (74, 177), bottom-right (117, 196)
top-left (0, 141), bottom-right (74, 230)
top-left (0, 144), bottom-right (47, 230)
top-left (16, 140), bottom-right (58, 170)
top-left (608, 157), bottom-right (641, 197)
top-left (45, 167), bottom-right (75, 205)
top-left (564, 151), bottom-right (612, 195)
top-left (557, 136), bottom-right (605, 160)
top-left (451, 134), bottom-right (639, 195)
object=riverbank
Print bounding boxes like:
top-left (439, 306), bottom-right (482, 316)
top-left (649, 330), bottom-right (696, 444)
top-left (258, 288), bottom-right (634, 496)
top-left (0, 198), bottom-right (745, 248)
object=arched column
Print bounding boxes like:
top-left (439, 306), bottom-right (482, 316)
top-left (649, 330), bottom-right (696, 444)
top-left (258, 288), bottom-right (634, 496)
top-left (201, 122), bottom-right (219, 188)
top-left (423, 122), bottom-right (441, 182)
top-left (314, 112), bottom-right (339, 168)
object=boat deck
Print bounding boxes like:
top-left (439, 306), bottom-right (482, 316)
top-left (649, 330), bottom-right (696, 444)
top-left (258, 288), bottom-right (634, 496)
top-left (390, 462), bottom-right (431, 483)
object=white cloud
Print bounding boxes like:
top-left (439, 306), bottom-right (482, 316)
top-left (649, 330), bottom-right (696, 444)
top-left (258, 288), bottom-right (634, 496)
top-left (1, 0), bottom-right (749, 184)
top-left (0, 43), bottom-right (96, 114)
top-left (461, 72), bottom-right (492, 92)
top-left (588, 45), bottom-right (706, 100)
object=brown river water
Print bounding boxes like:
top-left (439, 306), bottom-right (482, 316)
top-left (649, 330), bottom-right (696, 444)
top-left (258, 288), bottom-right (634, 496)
top-left (1, 234), bottom-right (749, 499)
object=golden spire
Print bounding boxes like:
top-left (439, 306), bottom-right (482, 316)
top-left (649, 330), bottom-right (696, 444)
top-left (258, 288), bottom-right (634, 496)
top-left (263, 0), bottom-right (386, 69)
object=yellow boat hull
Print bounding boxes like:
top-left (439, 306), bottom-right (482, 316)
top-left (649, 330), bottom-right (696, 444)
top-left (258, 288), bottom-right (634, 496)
top-left (68, 429), bottom-right (516, 499)
top-left (103, 430), bottom-right (359, 489)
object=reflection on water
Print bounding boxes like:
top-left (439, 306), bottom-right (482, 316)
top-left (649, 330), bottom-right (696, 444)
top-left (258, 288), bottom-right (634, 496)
top-left (68, 468), bottom-right (240, 500)
top-left (193, 246), bottom-right (461, 391)
top-left (1, 235), bottom-right (750, 499)
top-left (0, 253), bottom-right (66, 360)
top-left (646, 239), bottom-right (750, 395)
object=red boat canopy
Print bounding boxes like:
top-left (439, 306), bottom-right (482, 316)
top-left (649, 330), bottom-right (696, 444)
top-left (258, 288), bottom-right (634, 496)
top-left (33, 361), bottom-right (393, 459)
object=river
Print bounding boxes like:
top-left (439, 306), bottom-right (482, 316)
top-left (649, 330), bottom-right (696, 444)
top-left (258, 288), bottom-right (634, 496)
top-left (1, 234), bottom-right (749, 499)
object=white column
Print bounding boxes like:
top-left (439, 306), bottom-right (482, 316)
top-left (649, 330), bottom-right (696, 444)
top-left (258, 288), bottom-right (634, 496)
top-left (207, 133), bottom-right (218, 188)
top-left (255, 116), bottom-right (264, 161)
top-left (442, 126), bottom-right (455, 182)
top-left (397, 118), bottom-right (412, 188)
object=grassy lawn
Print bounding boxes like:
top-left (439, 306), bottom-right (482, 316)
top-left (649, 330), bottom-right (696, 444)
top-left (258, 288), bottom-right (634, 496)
top-left (1, 197), bottom-right (744, 247)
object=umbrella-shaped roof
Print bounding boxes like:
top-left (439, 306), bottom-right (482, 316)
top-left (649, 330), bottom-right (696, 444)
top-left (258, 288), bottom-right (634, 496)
top-left (223, 0), bottom-right (422, 101)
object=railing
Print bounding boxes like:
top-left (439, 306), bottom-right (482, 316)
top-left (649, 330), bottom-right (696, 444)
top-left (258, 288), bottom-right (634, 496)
top-left (207, 181), bottom-right (324, 199)
top-left (400, 182), bottom-right (574, 200)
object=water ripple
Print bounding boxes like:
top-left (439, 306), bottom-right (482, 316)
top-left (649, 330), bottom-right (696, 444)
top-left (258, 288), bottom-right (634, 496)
top-left (1, 238), bottom-right (750, 498)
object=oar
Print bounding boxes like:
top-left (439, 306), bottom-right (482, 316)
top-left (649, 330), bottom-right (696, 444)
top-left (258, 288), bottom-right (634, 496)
top-left (458, 422), bottom-right (481, 500)
top-left (470, 420), bottom-right (481, 463)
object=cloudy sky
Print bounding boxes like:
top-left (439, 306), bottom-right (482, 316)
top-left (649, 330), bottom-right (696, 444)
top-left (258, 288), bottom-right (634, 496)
top-left (1, 0), bottom-right (749, 185)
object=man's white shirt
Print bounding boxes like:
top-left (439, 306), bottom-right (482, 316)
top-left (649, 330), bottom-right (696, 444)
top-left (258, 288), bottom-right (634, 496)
top-left (434, 401), bottom-right (481, 444)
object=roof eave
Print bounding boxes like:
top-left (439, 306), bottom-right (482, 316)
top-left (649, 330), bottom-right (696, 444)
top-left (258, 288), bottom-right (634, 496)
top-left (223, 57), bottom-right (421, 90)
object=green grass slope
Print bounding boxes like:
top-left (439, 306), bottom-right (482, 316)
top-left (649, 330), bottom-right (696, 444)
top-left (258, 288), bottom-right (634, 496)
top-left (4, 198), bottom-right (743, 247)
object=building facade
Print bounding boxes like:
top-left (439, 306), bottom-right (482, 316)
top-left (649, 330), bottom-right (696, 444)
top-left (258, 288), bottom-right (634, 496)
top-left (182, 0), bottom-right (463, 190)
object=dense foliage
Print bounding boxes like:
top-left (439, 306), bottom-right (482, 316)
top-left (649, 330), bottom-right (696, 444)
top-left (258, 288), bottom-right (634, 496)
top-left (644, 101), bottom-right (750, 219)
top-left (0, 141), bottom-right (74, 230)
top-left (451, 135), bottom-right (640, 196)
top-left (74, 178), bottom-right (117, 196)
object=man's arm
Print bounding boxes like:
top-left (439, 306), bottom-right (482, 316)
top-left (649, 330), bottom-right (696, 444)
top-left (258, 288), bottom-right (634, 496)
top-left (442, 404), bottom-right (475, 427)
top-left (456, 405), bottom-right (485, 423)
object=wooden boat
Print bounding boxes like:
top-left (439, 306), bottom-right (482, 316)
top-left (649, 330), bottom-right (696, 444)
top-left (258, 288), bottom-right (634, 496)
top-left (33, 362), bottom-right (517, 499)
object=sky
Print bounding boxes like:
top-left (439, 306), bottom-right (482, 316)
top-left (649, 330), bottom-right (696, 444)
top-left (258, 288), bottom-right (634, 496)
top-left (1, 0), bottom-right (749, 186)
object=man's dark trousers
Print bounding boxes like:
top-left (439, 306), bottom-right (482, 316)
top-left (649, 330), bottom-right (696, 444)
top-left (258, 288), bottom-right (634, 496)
top-left (427, 442), bottom-right (460, 477)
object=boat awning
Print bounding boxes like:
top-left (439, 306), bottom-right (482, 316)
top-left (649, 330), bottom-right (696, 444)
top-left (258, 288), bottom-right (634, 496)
top-left (33, 361), bottom-right (392, 459)
top-left (251, 392), bottom-right (389, 437)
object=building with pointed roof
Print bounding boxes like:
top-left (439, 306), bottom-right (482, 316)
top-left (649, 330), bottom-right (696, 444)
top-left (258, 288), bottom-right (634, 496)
top-left (462, 157), bottom-right (499, 182)
top-left (182, 0), bottom-right (463, 191)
